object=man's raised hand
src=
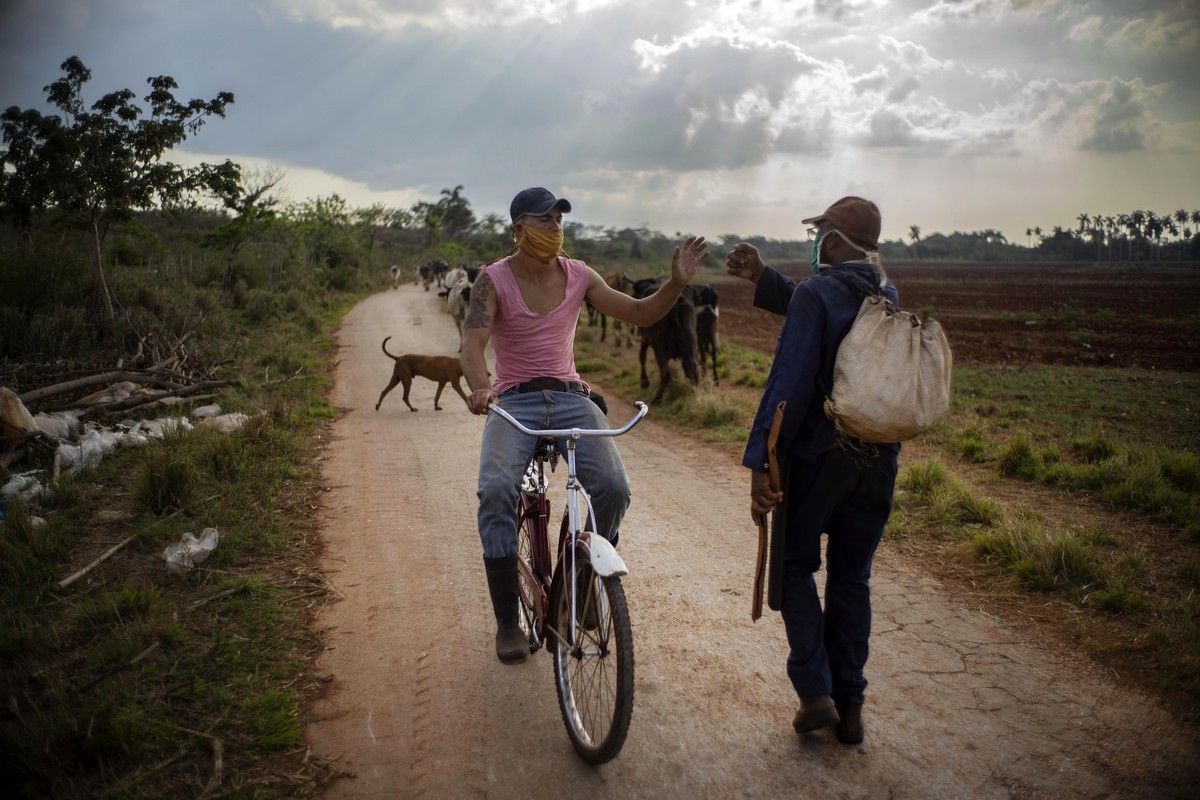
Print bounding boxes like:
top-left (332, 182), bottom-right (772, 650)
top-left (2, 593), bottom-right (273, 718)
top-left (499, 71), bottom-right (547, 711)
top-left (672, 235), bottom-right (710, 284)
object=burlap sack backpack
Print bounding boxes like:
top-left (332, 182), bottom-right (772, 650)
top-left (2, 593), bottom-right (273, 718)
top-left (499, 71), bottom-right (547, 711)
top-left (822, 268), bottom-right (952, 443)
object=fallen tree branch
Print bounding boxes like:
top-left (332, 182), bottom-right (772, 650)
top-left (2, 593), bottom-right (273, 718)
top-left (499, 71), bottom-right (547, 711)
top-left (153, 720), bottom-right (225, 798)
top-left (18, 371), bottom-right (186, 405)
top-left (58, 380), bottom-right (234, 413)
top-left (58, 537), bottom-right (136, 590)
top-left (111, 393), bottom-right (221, 418)
top-left (263, 367), bottom-right (305, 386)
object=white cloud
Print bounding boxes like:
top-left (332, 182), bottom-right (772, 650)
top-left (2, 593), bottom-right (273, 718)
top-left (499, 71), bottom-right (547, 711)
top-left (0, 0), bottom-right (1195, 247)
top-left (878, 35), bottom-right (953, 72)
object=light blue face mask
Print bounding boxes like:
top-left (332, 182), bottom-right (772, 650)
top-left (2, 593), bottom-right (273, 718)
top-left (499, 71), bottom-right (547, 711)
top-left (810, 233), bottom-right (826, 274)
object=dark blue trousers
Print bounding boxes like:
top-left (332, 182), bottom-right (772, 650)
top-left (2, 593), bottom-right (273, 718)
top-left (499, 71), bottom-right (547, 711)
top-left (780, 445), bottom-right (897, 706)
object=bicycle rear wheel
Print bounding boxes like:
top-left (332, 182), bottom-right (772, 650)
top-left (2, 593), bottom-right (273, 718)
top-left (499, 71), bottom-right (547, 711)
top-left (551, 562), bottom-right (634, 764)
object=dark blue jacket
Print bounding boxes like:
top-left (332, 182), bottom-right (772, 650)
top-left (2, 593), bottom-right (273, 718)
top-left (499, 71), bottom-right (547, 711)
top-left (742, 262), bottom-right (902, 472)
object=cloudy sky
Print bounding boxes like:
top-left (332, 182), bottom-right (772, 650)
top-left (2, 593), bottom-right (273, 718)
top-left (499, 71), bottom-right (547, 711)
top-left (2, 0), bottom-right (1197, 245)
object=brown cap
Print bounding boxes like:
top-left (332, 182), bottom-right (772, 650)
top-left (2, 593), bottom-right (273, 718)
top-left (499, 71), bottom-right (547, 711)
top-left (801, 196), bottom-right (881, 250)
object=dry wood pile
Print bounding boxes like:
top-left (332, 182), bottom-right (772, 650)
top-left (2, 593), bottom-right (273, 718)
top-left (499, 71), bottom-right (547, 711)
top-left (1, 346), bottom-right (237, 470)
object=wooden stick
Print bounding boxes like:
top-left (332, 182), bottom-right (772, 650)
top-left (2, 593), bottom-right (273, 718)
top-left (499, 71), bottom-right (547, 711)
top-left (57, 536), bottom-right (135, 590)
top-left (18, 371), bottom-right (185, 404)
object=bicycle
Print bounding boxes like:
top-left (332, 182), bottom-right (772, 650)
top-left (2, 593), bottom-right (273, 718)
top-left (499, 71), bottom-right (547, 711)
top-left (487, 400), bottom-right (648, 764)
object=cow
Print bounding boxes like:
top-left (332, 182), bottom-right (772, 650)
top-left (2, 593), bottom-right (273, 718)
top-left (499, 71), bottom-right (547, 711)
top-left (589, 272), bottom-right (638, 348)
top-left (440, 266), bottom-right (468, 294)
top-left (693, 283), bottom-right (719, 385)
top-left (419, 259), bottom-right (450, 292)
top-left (635, 279), bottom-right (700, 404)
top-left (445, 275), bottom-right (473, 350)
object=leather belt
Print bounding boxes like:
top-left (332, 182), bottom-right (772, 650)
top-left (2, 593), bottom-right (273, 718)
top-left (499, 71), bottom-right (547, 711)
top-left (513, 377), bottom-right (588, 394)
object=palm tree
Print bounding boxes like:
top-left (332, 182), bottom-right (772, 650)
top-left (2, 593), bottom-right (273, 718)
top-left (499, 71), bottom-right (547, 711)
top-left (1025, 227), bottom-right (1033, 248)
top-left (1130, 210), bottom-right (1146, 259)
top-left (1164, 219), bottom-right (1179, 258)
top-left (1145, 211), bottom-right (1162, 260)
top-left (1076, 212), bottom-right (1102, 260)
top-left (1174, 210), bottom-right (1189, 257)
top-left (908, 224), bottom-right (921, 259)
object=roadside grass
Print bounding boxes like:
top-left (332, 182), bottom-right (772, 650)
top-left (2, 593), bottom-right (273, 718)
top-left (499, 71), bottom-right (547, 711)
top-left (575, 328), bottom-right (760, 445)
top-left (889, 459), bottom-right (1139, 603)
top-left (889, 458), bottom-right (1198, 717)
top-left (0, 260), bottom-right (360, 798)
top-left (931, 365), bottom-right (1200, 538)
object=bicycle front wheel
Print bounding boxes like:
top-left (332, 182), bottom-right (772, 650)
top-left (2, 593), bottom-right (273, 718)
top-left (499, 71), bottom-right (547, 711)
top-left (551, 563), bottom-right (634, 764)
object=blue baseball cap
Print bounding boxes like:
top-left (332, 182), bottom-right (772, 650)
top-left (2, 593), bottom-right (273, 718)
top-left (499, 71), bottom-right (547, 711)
top-left (510, 187), bottom-right (572, 222)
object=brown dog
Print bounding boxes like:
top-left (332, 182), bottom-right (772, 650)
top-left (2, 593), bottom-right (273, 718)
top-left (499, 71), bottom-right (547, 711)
top-left (375, 336), bottom-right (469, 412)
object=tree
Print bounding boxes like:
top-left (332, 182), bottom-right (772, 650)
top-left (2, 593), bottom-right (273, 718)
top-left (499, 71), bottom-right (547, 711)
top-left (352, 202), bottom-right (390, 267)
top-left (203, 167), bottom-right (283, 291)
top-left (908, 224), bottom-right (921, 259)
top-left (412, 185), bottom-right (477, 245)
top-left (0, 56), bottom-right (236, 320)
top-left (291, 194), bottom-right (351, 271)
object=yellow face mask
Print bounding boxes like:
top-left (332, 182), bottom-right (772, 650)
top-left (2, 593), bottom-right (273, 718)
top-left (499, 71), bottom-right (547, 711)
top-left (516, 225), bottom-right (565, 262)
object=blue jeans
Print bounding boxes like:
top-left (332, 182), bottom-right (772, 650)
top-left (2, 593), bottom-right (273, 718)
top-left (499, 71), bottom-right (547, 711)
top-left (476, 389), bottom-right (631, 559)
top-left (779, 446), bottom-right (897, 706)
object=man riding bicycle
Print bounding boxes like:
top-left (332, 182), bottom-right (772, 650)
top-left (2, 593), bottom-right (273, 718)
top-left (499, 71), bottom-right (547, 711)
top-left (461, 186), bottom-right (709, 665)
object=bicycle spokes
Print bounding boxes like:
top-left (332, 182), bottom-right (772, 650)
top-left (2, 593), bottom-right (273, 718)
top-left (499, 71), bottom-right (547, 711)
top-left (553, 572), bottom-right (633, 764)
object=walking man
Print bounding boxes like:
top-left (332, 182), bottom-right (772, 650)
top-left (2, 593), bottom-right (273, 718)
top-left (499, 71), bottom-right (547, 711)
top-left (727, 196), bottom-right (899, 745)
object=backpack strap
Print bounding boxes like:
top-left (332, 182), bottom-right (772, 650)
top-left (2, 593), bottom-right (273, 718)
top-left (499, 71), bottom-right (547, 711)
top-left (824, 265), bottom-right (886, 299)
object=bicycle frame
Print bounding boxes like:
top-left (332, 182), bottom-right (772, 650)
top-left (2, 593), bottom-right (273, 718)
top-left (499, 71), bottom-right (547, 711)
top-left (491, 401), bottom-right (647, 643)
top-left (488, 398), bottom-right (648, 764)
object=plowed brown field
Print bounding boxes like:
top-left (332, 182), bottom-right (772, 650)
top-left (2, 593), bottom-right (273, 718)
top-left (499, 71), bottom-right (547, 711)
top-left (718, 261), bottom-right (1200, 371)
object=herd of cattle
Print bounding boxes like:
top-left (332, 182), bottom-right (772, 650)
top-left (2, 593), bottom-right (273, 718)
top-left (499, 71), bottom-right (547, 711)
top-left (390, 260), bottom-right (720, 404)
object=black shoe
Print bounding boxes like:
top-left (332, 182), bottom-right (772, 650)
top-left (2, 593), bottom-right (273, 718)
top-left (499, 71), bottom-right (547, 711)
top-left (835, 702), bottom-right (863, 744)
top-left (495, 620), bottom-right (530, 665)
top-left (793, 695), bottom-right (839, 734)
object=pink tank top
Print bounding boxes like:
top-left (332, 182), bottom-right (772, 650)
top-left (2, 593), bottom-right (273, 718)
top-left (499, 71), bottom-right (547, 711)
top-left (485, 256), bottom-right (590, 395)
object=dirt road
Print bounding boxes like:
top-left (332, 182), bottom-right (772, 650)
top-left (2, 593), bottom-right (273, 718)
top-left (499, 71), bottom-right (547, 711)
top-left (304, 283), bottom-right (1198, 799)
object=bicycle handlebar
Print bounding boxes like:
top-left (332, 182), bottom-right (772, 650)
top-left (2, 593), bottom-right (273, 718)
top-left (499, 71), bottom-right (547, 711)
top-left (487, 400), bottom-right (648, 440)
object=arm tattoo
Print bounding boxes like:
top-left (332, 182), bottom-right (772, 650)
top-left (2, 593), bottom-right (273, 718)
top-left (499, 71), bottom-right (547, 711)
top-left (465, 272), bottom-right (492, 329)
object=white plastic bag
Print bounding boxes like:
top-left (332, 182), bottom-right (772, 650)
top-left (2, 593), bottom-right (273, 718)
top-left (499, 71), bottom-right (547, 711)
top-left (163, 527), bottom-right (220, 574)
top-left (198, 412), bottom-right (252, 434)
top-left (192, 404), bottom-right (223, 419)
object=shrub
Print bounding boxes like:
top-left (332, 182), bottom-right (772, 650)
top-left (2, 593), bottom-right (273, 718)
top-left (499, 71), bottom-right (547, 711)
top-left (899, 460), bottom-right (949, 501)
top-left (1161, 451), bottom-right (1200, 493)
top-left (998, 436), bottom-right (1041, 479)
top-left (956, 427), bottom-right (990, 462)
top-left (686, 389), bottom-right (744, 429)
top-left (1073, 434), bottom-right (1118, 463)
top-left (136, 446), bottom-right (197, 514)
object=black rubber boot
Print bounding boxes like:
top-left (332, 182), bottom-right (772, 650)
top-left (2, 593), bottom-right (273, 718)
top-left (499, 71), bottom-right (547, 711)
top-left (835, 702), bottom-right (864, 744)
top-left (484, 555), bottom-right (530, 665)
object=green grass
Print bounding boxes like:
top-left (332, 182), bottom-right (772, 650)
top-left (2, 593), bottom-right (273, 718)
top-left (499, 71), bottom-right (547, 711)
top-left (0, 254), bottom-right (354, 798)
top-left (928, 365), bottom-right (1200, 535)
top-left (892, 461), bottom-right (1148, 607)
